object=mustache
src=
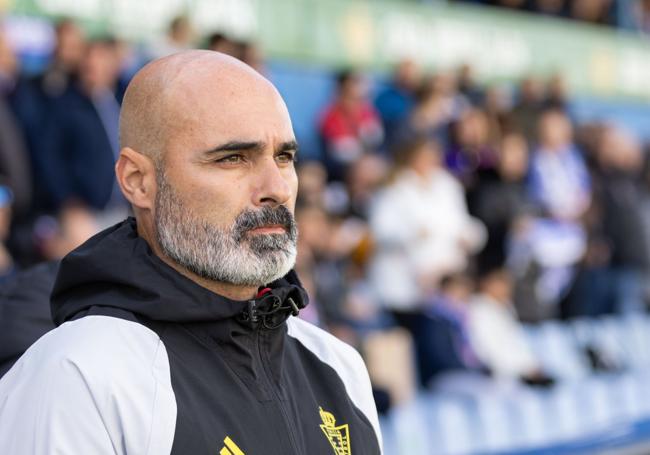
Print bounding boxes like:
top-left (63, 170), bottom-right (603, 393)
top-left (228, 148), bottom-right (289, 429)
top-left (233, 206), bottom-right (297, 242)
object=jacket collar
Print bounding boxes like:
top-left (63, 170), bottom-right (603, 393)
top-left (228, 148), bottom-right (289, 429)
top-left (51, 217), bottom-right (308, 326)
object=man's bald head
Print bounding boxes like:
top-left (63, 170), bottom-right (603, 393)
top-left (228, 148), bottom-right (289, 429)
top-left (119, 50), bottom-right (285, 165)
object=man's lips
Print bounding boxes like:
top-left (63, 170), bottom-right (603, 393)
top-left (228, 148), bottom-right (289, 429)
top-left (247, 225), bottom-right (287, 235)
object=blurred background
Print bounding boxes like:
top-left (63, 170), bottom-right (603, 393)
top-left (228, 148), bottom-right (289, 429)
top-left (3, 0), bottom-right (650, 453)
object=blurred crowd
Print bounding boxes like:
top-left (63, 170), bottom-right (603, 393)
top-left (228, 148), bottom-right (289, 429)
top-left (0, 16), bottom-right (264, 269)
top-left (454, 0), bottom-right (650, 33)
top-left (308, 60), bottom-right (650, 404)
top-left (2, 14), bottom-right (650, 411)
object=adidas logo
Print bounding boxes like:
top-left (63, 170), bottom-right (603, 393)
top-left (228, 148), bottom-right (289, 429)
top-left (219, 436), bottom-right (245, 455)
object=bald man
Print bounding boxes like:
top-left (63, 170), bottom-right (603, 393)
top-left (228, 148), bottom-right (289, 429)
top-left (0, 51), bottom-right (382, 455)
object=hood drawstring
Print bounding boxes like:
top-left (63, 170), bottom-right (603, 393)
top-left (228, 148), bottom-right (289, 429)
top-left (240, 287), bottom-right (304, 330)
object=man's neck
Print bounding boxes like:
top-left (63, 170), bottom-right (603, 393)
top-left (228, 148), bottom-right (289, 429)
top-left (165, 259), bottom-right (258, 301)
top-left (136, 216), bottom-right (258, 301)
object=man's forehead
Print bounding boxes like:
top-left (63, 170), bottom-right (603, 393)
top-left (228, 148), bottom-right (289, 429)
top-left (174, 87), bottom-right (293, 144)
top-left (120, 50), bottom-right (294, 157)
top-left (153, 54), bottom-right (294, 150)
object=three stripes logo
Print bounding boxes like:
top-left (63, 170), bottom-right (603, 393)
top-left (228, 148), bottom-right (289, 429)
top-left (219, 436), bottom-right (245, 455)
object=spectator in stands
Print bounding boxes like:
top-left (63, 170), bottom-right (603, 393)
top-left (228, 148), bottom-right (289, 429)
top-left (36, 203), bottom-right (100, 261)
top-left (511, 76), bottom-right (545, 144)
top-left (0, 186), bottom-right (14, 279)
top-left (484, 85), bottom-right (512, 117)
top-left (483, 84), bottom-right (512, 147)
top-left (294, 205), bottom-right (327, 326)
top-left (457, 63), bottom-right (483, 106)
top-left (392, 76), bottom-right (447, 151)
top-left (570, 0), bottom-right (613, 25)
top-left (319, 69), bottom-right (383, 181)
top-left (0, 205), bottom-right (99, 377)
top-left (207, 32), bottom-right (237, 56)
top-left (446, 107), bottom-right (499, 191)
top-left (296, 161), bottom-right (328, 209)
top-left (468, 269), bottom-right (554, 386)
top-left (430, 71), bottom-right (471, 126)
top-left (0, 31), bottom-right (32, 218)
top-left (344, 154), bottom-right (388, 219)
top-left (35, 38), bottom-right (122, 213)
top-left (37, 18), bottom-right (86, 99)
top-left (593, 127), bottom-right (648, 313)
top-left (509, 109), bottom-right (590, 321)
top-left (529, 109), bottom-right (591, 221)
top-left (639, 156), bottom-right (650, 306)
top-left (420, 273), bottom-right (485, 386)
top-left (147, 15), bottom-right (195, 59)
top-left (368, 137), bottom-right (485, 318)
top-left (531, 0), bottom-right (566, 17)
top-left (472, 133), bottom-right (533, 273)
top-left (209, 36), bottom-right (265, 73)
top-left (9, 20), bottom-right (85, 204)
top-left (632, 0), bottom-right (650, 34)
top-left (543, 73), bottom-right (569, 112)
top-left (236, 40), bottom-right (266, 74)
top-left (0, 261), bottom-right (58, 377)
top-left (562, 233), bottom-right (613, 318)
top-left (374, 59), bottom-right (420, 144)
top-left (296, 204), bottom-right (378, 341)
top-left (0, 28), bottom-right (15, 96)
top-left (0, 100), bottom-right (31, 218)
top-left (113, 39), bottom-right (143, 103)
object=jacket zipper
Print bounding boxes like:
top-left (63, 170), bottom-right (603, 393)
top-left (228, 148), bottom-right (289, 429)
top-left (254, 327), bottom-right (301, 454)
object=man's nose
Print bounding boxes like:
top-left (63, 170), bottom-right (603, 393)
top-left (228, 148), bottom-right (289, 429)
top-left (253, 156), bottom-right (293, 207)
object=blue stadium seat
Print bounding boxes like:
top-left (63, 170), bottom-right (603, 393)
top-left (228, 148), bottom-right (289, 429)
top-left (523, 321), bottom-right (589, 381)
top-left (382, 315), bottom-right (650, 454)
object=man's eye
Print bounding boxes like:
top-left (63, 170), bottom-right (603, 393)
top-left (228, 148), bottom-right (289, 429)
top-left (216, 154), bottom-right (244, 164)
top-left (276, 152), bottom-right (297, 164)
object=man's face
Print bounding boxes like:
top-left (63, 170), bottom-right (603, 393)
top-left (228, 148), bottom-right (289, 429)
top-left (153, 77), bottom-right (299, 287)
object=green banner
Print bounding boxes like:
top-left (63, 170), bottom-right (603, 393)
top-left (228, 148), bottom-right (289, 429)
top-left (7, 0), bottom-right (650, 100)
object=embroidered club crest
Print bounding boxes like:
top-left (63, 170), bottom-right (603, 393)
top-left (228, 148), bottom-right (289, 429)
top-left (319, 406), bottom-right (351, 455)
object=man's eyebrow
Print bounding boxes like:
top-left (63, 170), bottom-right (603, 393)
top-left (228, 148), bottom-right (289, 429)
top-left (277, 140), bottom-right (299, 154)
top-left (204, 140), bottom-right (299, 155)
top-left (205, 141), bottom-right (264, 154)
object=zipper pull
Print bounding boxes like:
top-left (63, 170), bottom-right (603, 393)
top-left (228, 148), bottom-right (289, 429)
top-left (287, 297), bottom-right (300, 316)
top-left (247, 300), bottom-right (259, 324)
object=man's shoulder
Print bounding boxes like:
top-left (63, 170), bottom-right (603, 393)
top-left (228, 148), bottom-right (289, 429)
top-left (286, 316), bottom-right (383, 450)
top-left (285, 317), bottom-right (371, 404)
top-left (43, 315), bottom-right (159, 357)
top-left (286, 316), bottom-right (364, 369)
top-left (3, 315), bottom-right (164, 385)
top-left (0, 317), bottom-right (177, 455)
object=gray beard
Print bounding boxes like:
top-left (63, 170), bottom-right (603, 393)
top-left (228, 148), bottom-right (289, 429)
top-left (154, 171), bottom-right (298, 287)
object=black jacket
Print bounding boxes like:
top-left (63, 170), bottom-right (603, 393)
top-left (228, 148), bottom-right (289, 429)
top-left (0, 218), bottom-right (382, 454)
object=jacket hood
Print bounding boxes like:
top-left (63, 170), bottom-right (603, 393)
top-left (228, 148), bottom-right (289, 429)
top-left (51, 217), bottom-right (308, 326)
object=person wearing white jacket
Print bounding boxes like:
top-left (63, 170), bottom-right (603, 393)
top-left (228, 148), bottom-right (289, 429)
top-left (468, 269), bottom-right (553, 386)
top-left (368, 137), bottom-right (486, 312)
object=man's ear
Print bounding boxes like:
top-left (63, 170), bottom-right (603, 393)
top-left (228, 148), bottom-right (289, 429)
top-left (115, 147), bottom-right (157, 210)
